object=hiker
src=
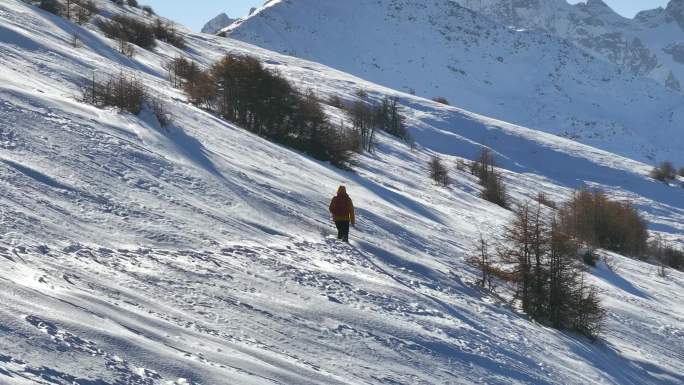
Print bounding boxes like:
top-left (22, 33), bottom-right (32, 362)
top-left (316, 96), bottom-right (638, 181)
top-left (329, 186), bottom-right (355, 242)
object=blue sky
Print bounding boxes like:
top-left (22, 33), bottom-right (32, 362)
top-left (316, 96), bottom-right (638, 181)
top-left (567, 0), bottom-right (669, 17)
top-left (143, 0), bottom-right (671, 32)
top-left (142, 0), bottom-right (263, 31)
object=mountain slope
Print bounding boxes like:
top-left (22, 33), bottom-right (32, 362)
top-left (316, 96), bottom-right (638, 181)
top-left (1, 1), bottom-right (683, 384)
top-left (453, 0), bottom-right (684, 91)
top-left (224, 0), bottom-right (684, 165)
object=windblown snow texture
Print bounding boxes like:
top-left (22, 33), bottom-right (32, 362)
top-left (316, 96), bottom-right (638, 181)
top-left (1, 1), bottom-right (683, 384)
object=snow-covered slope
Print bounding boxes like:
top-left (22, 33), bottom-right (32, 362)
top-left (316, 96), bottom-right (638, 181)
top-left (453, 0), bottom-right (684, 91)
top-left (224, 0), bottom-right (684, 165)
top-left (1, 1), bottom-right (683, 384)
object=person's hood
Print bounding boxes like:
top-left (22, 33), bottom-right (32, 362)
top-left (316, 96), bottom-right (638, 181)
top-left (337, 186), bottom-right (347, 196)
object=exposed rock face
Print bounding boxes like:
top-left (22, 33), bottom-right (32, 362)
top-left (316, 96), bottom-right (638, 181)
top-left (664, 43), bottom-right (684, 63)
top-left (666, 71), bottom-right (682, 90)
top-left (201, 13), bottom-right (235, 34)
top-left (666, 0), bottom-right (684, 29)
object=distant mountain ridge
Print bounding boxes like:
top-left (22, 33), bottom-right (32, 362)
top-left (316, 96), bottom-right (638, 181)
top-left (454, 0), bottom-right (684, 91)
top-left (201, 12), bottom-right (234, 34)
top-left (223, 0), bottom-right (684, 164)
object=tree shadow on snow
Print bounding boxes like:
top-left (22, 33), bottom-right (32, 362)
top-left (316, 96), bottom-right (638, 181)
top-left (404, 100), bottom-right (684, 226)
top-left (589, 263), bottom-right (652, 300)
top-left (567, 338), bottom-right (684, 385)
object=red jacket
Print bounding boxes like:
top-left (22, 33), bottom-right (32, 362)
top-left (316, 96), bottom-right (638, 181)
top-left (329, 186), bottom-right (355, 224)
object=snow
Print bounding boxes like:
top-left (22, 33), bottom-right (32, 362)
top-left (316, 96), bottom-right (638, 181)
top-left (225, 0), bottom-right (684, 164)
top-left (0, 1), bottom-right (683, 384)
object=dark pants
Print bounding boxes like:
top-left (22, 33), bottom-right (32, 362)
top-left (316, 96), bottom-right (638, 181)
top-left (335, 221), bottom-right (350, 242)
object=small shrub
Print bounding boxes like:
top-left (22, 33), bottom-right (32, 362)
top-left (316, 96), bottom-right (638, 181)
top-left (657, 263), bottom-right (668, 278)
top-left (376, 96), bottom-right (411, 141)
top-left (72, 0), bottom-right (98, 24)
top-left (347, 99), bottom-right (376, 152)
top-left (39, 0), bottom-right (62, 15)
top-left (471, 148), bottom-right (508, 208)
top-left (342, 95), bottom-right (411, 152)
top-left (651, 161), bottom-right (677, 182)
top-left (466, 234), bottom-right (494, 289)
top-left (164, 56), bottom-right (202, 88)
top-left (582, 249), bottom-right (598, 267)
top-left (537, 192), bottom-right (557, 209)
top-left (432, 96), bottom-right (450, 105)
top-left (559, 189), bottom-right (648, 257)
top-left (110, 0), bottom-right (124, 5)
top-left (116, 36), bottom-right (135, 57)
top-left (355, 89), bottom-right (368, 99)
top-left (99, 15), bottom-right (156, 49)
top-left (649, 236), bottom-right (684, 270)
top-left (148, 96), bottom-right (172, 127)
top-left (142, 5), bottom-right (155, 16)
top-left (80, 72), bottom-right (146, 114)
top-left (183, 71), bottom-right (214, 107)
top-left (127, 0), bottom-right (139, 7)
top-left (153, 19), bottom-right (186, 49)
top-left (455, 159), bottom-right (468, 172)
top-left (429, 156), bottom-right (449, 187)
top-left (327, 95), bottom-right (343, 109)
top-left (70, 33), bottom-right (82, 48)
top-left (679, 167), bottom-right (684, 177)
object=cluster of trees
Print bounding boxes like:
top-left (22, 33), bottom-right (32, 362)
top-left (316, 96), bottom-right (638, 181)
top-left (164, 56), bottom-right (202, 88)
top-left (344, 93), bottom-right (412, 152)
top-left (99, 14), bottom-right (185, 54)
top-left (109, 0), bottom-right (154, 14)
top-left (468, 182), bottom-right (684, 338)
top-left (152, 19), bottom-right (185, 48)
top-left (425, 149), bottom-right (509, 208)
top-left (651, 161), bottom-right (684, 183)
top-left (432, 96), bottom-right (450, 105)
top-left (470, 200), bottom-right (607, 340)
top-left (79, 72), bottom-right (170, 126)
top-left (164, 55), bottom-right (414, 167)
top-left (31, 0), bottom-right (98, 24)
top-left (429, 157), bottom-right (449, 187)
top-left (499, 202), bottom-right (605, 339)
top-left (649, 235), bottom-right (684, 272)
top-left (31, 0), bottom-right (154, 24)
top-left (173, 55), bottom-right (357, 166)
top-left (470, 149), bottom-right (509, 208)
top-left (558, 189), bottom-right (648, 257)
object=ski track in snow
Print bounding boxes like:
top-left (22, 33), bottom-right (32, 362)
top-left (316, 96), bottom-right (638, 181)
top-left (0, 1), bottom-right (683, 384)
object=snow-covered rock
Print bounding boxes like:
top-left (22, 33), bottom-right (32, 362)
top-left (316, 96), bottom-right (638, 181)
top-left (200, 12), bottom-right (234, 34)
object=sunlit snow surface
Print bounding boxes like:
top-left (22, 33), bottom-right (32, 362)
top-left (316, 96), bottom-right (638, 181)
top-left (0, 1), bottom-right (683, 384)
top-left (226, 0), bottom-right (684, 164)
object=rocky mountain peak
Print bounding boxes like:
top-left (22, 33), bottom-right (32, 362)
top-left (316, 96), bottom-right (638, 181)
top-left (665, 0), bottom-right (684, 29)
top-left (201, 13), bottom-right (235, 35)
